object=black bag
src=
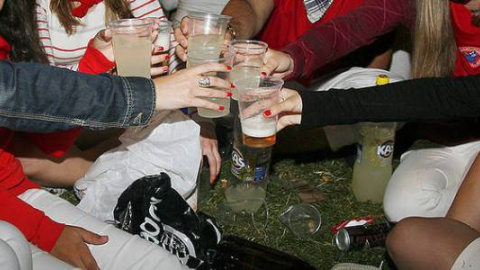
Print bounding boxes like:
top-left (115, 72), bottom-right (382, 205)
top-left (113, 173), bottom-right (221, 269)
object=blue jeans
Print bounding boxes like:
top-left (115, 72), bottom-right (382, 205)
top-left (0, 60), bottom-right (155, 133)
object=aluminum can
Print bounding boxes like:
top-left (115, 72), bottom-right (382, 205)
top-left (334, 222), bottom-right (395, 251)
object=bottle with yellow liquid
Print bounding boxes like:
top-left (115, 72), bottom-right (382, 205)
top-left (351, 75), bottom-right (396, 202)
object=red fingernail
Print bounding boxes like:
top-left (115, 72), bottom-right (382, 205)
top-left (226, 91), bottom-right (233, 97)
top-left (219, 105), bottom-right (225, 111)
top-left (261, 72), bottom-right (267, 76)
top-left (230, 82), bottom-right (235, 89)
top-left (165, 54), bottom-right (170, 60)
top-left (226, 66), bottom-right (232, 71)
top-left (263, 109), bottom-right (272, 117)
top-left (156, 46), bottom-right (164, 52)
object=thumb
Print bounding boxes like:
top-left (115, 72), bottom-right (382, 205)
top-left (80, 229), bottom-right (109, 245)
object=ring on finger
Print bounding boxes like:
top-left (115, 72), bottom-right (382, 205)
top-left (198, 76), bottom-right (211, 87)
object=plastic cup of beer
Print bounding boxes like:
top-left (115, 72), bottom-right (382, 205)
top-left (187, 49), bottom-right (233, 118)
top-left (187, 12), bottom-right (231, 59)
top-left (228, 40), bottom-right (268, 100)
top-left (235, 76), bottom-right (284, 148)
top-left (108, 18), bottom-right (153, 78)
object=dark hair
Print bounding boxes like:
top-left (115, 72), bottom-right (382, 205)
top-left (0, 0), bottom-right (49, 63)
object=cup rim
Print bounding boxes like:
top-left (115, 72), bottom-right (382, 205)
top-left (229, 40), bottom-right (268, 51)
top-left (187, 11), bottom-right (232, 21)
top-left (108, 18), bottom-right (154, 28)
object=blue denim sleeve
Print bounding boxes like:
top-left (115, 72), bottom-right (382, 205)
top-left (0, 60), bottom-right (155, 133)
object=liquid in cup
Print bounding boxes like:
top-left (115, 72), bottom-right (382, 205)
top-left (235, 77), bottom-right (284, 148)
top-left (109, 19), bottom-right (153, 78)
top-left (187, 12), bottom-right (231, 59)
top-left (187, 51), bottom-right (233, 118)
top-left (228, 40), bottom-right (268, 100)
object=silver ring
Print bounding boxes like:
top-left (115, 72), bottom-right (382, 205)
top-left (198, 76), bottom-right (211, 87)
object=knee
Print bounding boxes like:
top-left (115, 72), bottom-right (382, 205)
top-left (386, 217), bottom-right (423, 261)
top-left (0, 221), bottom-right (25, 242)
top-left (384, 168), bottom-right (450, 221)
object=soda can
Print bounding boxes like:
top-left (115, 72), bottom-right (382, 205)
top-left (330, 216), bottom-right (375, 235)
top-left (334, 222), bottom-right (395, 251)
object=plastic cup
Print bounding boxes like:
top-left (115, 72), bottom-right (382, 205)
top-left (187, 49), bottom-right (233, 118)
top-left (187, 12), bottom-right (231, 59)
top-left (228, 40), bottom-right (268, 100)
top-left (235, 76), bottom-right (283, 148)
top-left (108, 18), bottom-right (153, 78)
top-left (154, 20), bottom-right (172, 52)
top-left (279, 203), bottom-right (322, 238)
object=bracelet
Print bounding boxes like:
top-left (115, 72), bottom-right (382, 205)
top-left (227, 24), bottom-right (237, 40)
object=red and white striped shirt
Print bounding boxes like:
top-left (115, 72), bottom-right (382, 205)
top-left (36, 0), bottom-right (178, 72)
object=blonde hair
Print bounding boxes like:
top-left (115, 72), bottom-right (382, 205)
top-left (411, 0), bottom-right (457, 78)
top-left (50, 0), bottom-right (132, 35)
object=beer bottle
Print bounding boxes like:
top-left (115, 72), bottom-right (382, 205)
top-left (351, 75), bottom-right (396, 202)
top-left (209, 235), bottom-right (316, 270)
top-left (225, 102), bottom-right (271, 214)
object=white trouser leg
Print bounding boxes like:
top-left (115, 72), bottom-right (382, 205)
top-left (384, 141), bottom-right (480, 222)
top-left (0, 221), bottom-right (30, 270)
top-left (30, 245), bottom-right (78, 270)
top-left (19, 189), bottom-right (186, 270)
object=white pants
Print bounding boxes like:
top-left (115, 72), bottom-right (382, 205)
top-left (0, 189), bottom-right (186, 270)
top-left (384, 140), bottom-right (480, 222)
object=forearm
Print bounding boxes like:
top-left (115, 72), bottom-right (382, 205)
top-left (300, 74), bottom-right (480, 128)
top-left (0, 187), bottom-right (65, 252)
top-left (283, 0), bottom-right (414, 79)
top-left (221, 0), bottom-right (274, 39)
top-left (0, 61), bottom-right (155, 132)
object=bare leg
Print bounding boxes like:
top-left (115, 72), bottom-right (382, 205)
top-left (387, 217), bottom-right (479, 270)
top-left (447, 152), bottom-right (480, 231)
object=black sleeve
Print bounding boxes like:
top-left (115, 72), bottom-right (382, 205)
top-left (300, 74), bottom-right (480, 128)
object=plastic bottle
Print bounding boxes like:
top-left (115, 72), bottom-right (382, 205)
top-left (226, 103), bottom-right (271, 214)
top-left (209, 235), bottom-right (316, 270)
top-left (351, 75), bottom-right (396, 202)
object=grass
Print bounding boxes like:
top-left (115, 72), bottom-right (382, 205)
top-left (199, 147), bottom-right (393, 270)
top-left (60, 145), bottom-right (394, 270)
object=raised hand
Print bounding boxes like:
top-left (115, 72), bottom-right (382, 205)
top-left (261, 49), bottom-right (295, 78)
top-left (153, 62), bottom-right (233, 111)
top-left (263, 88), bottom-right (303, 131)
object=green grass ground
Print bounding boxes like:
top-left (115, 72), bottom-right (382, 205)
top-left (199, 148), bottom-right (393, 270)
top-left (60, 147), bottom-right (395, 270)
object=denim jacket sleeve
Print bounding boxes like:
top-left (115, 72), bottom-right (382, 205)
top-left (0, 60), bottom-right (155, 133)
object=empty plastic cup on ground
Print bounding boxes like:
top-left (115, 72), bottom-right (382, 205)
top-left (279, 203), bottom-right (322, 238)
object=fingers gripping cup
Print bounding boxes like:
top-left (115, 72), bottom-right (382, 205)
top-left (235, 77), bottom-right (284, 148)
top-left (108, 18), bottom-right (154, 78)
top-left (187, 49), bottom-right (234, 118)
top-left (187, 12), bottom-right (231, 59)
top-left (228, 40), bottom-right (268, 100)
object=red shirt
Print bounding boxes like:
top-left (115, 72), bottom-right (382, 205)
top-left (258, 0), bottom-right (364, 50)
top-left (282, 0), bottom-right (415, 79)
top-left (0, 35), bottom-right (114, 252)
top-left (259, 0), bottom-right (397, 85)
top-left (451, 2), bottom-right (480, 77)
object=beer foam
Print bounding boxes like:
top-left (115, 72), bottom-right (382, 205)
top-left (242, 117), bottom-right (276, 138)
